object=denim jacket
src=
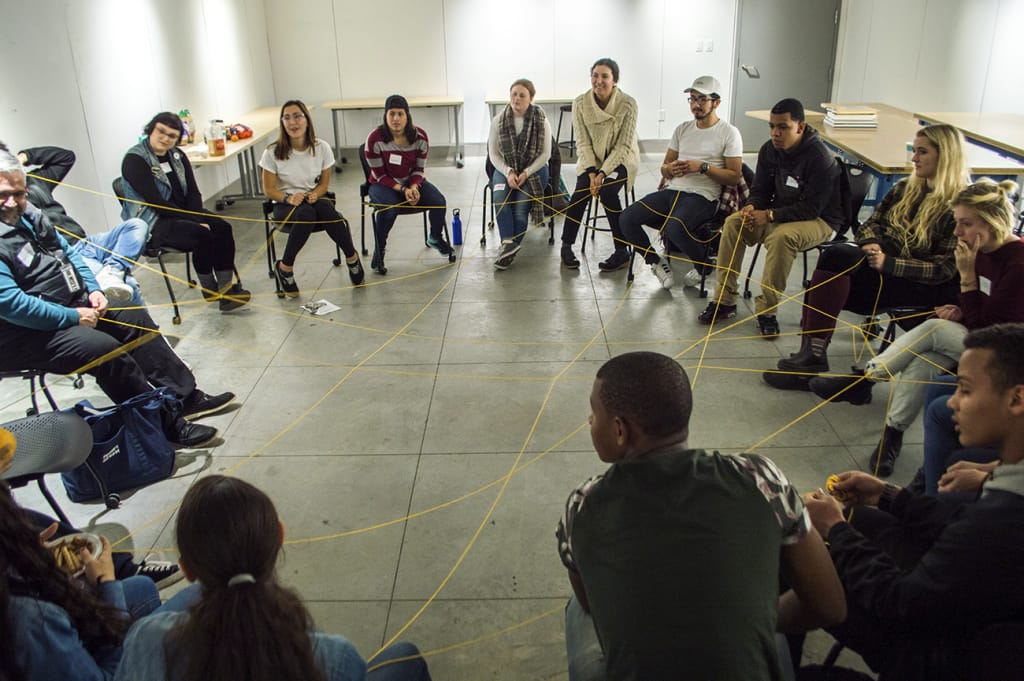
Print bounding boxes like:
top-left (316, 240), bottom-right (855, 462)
top-left (7, 580), bottom-right (129, 681)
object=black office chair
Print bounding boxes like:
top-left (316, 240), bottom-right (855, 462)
top-left (1, 410), bottom-right (93, 524)
top-left (262, 193), bottom-right (342, 298)
top-left (358, 143), bottom-right (454, 275)
top-left (480, 137), bottom-right (561, 246)
top-left (555, 104), bottom-right (576, 157)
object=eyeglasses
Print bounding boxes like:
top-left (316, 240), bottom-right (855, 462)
top-left (281, 113), bottom-right (306, 122)
top-left (0, 191), bottom-right (27, 204)
top-left (687, 96), bottom-right (714, 105)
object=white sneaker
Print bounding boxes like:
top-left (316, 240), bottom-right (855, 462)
top-left (651, 257), bottom-right (674, 289)
top-left (681, 268), bottom-right (704, 289)
top-left (94, 264), bottom-right (133, 303)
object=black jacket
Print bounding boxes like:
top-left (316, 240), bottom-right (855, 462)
top-left (827, 480), bottom-right (1024, 680)
top-left (747, 125), bottom-right (843, 230)
top-left (19, 146), bottom-right (87, 240)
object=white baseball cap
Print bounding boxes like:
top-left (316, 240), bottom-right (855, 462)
top-left (685, 76), bottom-right (722, 98)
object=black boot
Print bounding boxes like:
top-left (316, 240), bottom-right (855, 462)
top-left (868, 426), bottom-right (903, 477)
top-left (778, 336), bottom-right (830, 373)
top-left (808, 368), bottom-right (874, 405)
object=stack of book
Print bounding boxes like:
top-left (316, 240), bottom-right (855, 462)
top-left (824, 105), bottom-right (878, 128)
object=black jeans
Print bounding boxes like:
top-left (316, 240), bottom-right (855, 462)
top-left (272, 199), bottom-right (356, 265)
top-left (149, 211), bottom-right (236, 274)
top-left (560, 165), bottom-right (629, 248)
top-left (0, 306), bottom-right (197, 404)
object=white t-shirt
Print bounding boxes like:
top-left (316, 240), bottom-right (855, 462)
top-left (667, 119), bottom-right (743, 201)
top-left (258, 138), bottom-right (336, 193)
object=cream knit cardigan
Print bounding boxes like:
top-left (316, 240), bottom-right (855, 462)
top-left (571, 87), bottom-right (639, 191)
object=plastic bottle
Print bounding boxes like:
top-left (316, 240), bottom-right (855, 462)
top-left (451, 208), bottom-right (462, 246)
top-left (178, 109), bottom-right (195, 144)
top-left (207, 119), bottom-right (225, 157)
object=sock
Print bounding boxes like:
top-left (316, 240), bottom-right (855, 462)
top-left (197, 272), bottom-right (217, 297)
top-left (215, 269), bottom-right (234, 293)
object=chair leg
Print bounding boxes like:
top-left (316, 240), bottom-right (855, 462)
top-left (37, 477), bottom-right (72, 525)
top-left (743, 243), bottom-right (762, 300)
top-left (626, 249), bottom-right (636, 284)
top-left (156, 252), bottom-right (182, 325)
top-left (38, 373), bottom-right (58, 411)
top-left (802, 250), bottom-right (810, 288)
top-left (185, 252), bottom-right (196, 287)
top-left (360, 201), bottom-right (369, 256)
top-left (481, 182), bottom-right (492, 246)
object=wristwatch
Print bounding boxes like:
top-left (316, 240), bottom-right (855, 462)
top-left (699, 162), bottom-right (710, 174)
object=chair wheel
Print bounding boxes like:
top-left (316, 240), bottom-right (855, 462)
top-left (276, 291), bottom-right (285, 299)
top-left (268, 270), bottom-right (275, 278)
top-left (334, 166), bottom-right (343, 174)
top-left (699, 289), bottom-right (709, 299)
top-left (548, 236), bottom-right (555, 245)
top-left (105, 493), bottom-right (121, 510)
top-left (25, 407), bottom-right (37, 417)
top-left (172, 315), bottom-right (182, 324)
top-left (215, 200), bottom-right (226, 211)
top-left (743, 291), bottom-right (752, 299)
top-left (480, 236), bottom-right (486, 246)
top-left (448, 253), bottom-right (456, 263)
top-left (332, 258), bottom-right (341, 266)
top-left (487, 221), bottom-right (494, 230)
top-left (73, 376), bottom-right (85, 389)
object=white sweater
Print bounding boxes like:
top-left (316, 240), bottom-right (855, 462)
top-left (571, 87), bottom-right (639, 191)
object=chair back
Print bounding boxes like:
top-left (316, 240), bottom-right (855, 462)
top-left (1, 411), bottom-right (92, 482)
top-left (836, 158), bottom-right (871, 239)
top-left (112, 177), bottom-right (126, 205)
top-left (358, 143), bottom-right (372, 184)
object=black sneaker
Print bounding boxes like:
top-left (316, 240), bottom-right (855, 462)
top-left (698, 301), bottom-right (737, 324)
top-left (809, 370), bottom-right (874, 405)
top-left (494, 240), bottom-right (521, 270)
top-left (182, 390), bottom-right (235, 419)
top-left (274, 261), bottom-right (300, 298)
top-left (426, 234), bottom-right (454, 257)
top-left (561, 244), bottom-right (580, 269)
top-left (347, 257), bottom-right (365, 285)
top-left (598, 249), bottom-right (630, 272)
top-left (218, 283), bottom-right (251, 312)
top-left (757, 315), bottom-right (780, 339)
top-left (135, 558), bottom-right (185, 590)
top-left (169, 418), bottom-right (218, 448)
top-left (371, 249), bottom-right (387, 275)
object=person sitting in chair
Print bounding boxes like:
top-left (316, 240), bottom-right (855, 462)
top-left (0, 148), bottom-right (233, 447)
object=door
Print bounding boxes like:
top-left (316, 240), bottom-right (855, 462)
top-left (732, 0), bottom-right (841, 152)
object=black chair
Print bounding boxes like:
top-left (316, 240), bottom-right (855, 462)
top-left (742, 157), bottom-right (871, 299)
top-left (480, 137), bottom-right (561, 246)
top-left (1, 411), bottom-right (93, 524)
top-left (262, 192), bottom-right (342, 298)
top-left (0, 369), bottom-right (59, 417)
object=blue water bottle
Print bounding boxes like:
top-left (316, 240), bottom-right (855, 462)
top-left (452, 208), bottom-right (463, 246)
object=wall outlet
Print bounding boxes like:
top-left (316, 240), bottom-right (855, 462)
top-left (696, 41), bottom-right (703, 52)
top-left (658, 109), bottom-right (666, 122)
top-left (705, 40), bottom-right (713, 52)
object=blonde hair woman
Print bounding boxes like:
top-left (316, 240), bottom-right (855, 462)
top-left (763, 124), bottom-right (972, 467)
top-left (807, 178), bottom-right (1023, 475)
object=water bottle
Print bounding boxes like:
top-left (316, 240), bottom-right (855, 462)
top-left (451, 208), bottom-right (463, 246)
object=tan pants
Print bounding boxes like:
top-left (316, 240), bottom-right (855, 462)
top-left (712, 212), bottom-right (833, 315)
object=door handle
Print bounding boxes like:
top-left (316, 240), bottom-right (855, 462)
top-left (741, 64), bottom-right (761, 78)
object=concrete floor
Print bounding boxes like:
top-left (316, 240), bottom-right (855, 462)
top-left (0, 150), bottom-right (901, 678)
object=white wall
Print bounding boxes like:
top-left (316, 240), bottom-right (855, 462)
top-left (265, 0), bottom-right (739, 152)
top-left (833, 0), bottom-right (1024, 114)
top-left (0, 0), bottom-right (274, 231)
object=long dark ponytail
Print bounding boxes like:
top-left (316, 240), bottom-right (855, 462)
top-left (165, 476), bottom-right (326, 681)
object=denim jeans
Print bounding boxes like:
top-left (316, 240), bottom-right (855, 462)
top-left (368, 181), bottom-right (447, 250)
top-left (71, 218), bottom-right (149, 305)
top-left (491, 166), bottom-right (549, 244)
top-left (120, 575), bottom-right (162, 620)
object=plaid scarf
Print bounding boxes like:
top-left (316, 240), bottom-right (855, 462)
top-left (498, 104), bottom-right (547, 224)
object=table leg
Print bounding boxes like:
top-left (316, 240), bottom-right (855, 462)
top-left (455, 103), bottom-right (464, 168)
top-left (332, 109), bottom-right (343, 173)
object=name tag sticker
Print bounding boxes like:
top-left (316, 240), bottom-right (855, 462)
top-left (785, 175), bottom-right (799, 188)
top-left (59, 262), bottom-right (81, 294)
top-left (16, 243), bottom-right (35, 268)
top-left (980, 276), bottom-right (991, 295)
top-left (388, 153), bottom-right (403, 165)
top-left (494, 183), bottom-right (506, 191)
top-left (159, 162), bottom-right (172, 174)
